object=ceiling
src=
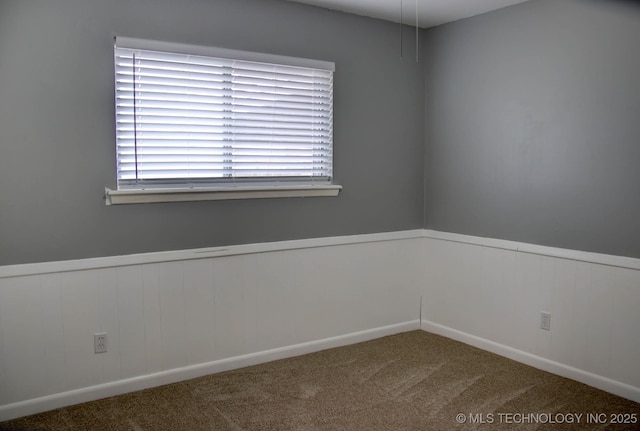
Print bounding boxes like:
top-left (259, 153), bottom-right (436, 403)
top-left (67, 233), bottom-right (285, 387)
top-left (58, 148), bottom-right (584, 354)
top-left (286, 0), bottom-right (531, 28)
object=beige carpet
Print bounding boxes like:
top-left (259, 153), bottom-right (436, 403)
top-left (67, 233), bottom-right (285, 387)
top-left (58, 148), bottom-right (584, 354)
top-left (1, 331), bottom-right (638, 430)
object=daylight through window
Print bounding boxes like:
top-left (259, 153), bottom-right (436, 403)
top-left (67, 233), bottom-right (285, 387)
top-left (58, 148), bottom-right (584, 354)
top-left (114, 37), bottom-right (334, 191)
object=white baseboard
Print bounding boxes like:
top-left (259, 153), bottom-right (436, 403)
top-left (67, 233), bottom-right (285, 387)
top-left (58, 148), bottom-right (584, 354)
top-left (421, 320), bottom-right (640, 403)
top-left (0, 320), bottom-right (420, 422)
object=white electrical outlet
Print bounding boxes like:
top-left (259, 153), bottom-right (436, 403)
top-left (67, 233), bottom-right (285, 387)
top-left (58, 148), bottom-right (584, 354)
top-left (94, 333), bottom-right (107, 353)
top-left (540, 312), bottom-right (551, 331)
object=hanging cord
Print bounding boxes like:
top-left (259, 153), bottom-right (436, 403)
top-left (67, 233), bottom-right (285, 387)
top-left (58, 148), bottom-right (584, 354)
top-left (132, 52), bottom-right (139, 183)
top-left (401, 0), bottom-right (419, 62)
top-left (400, 0), bottom-right (403, 58)
top-left (415, 0), bottom-right (419, 62)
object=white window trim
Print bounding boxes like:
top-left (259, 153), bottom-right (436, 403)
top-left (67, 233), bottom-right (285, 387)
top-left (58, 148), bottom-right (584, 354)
top-left (115, 37), bottom-right (335, 72)
top-left (104, 184), bottom-right (342, 205)
top-left (108, 37), bottom-right (340, 205)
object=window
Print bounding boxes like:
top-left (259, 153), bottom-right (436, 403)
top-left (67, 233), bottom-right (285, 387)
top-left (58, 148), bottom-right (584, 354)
top-left (105, 37), bottom-right (340, 205)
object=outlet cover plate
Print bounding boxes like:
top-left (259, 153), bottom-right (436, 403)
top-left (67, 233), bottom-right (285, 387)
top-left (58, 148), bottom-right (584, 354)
top-left (94, 333), bottom-right (108, 354)
top-left (540, 312), bottom-right (551, 331)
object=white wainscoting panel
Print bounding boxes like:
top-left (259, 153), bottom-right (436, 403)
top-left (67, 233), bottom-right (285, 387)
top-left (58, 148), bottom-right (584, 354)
top-left (2, 229), bottom-right (638, 421)
top-left (421, 231), bottom-right (640, 403)
top-left (0, 232), bottom-right (422, 421)
top-left (0, 276), bottom-right (47, 405)
top-left (0, 291), bottom-right (5, 406)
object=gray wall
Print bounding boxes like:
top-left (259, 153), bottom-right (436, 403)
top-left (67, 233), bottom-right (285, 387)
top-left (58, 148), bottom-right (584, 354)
top-left (424, 0), bottom-right (640, 258)
top-left (5, 0), bottom-right (638, 265)
top-left (0, 0), bottom-right (425, 265)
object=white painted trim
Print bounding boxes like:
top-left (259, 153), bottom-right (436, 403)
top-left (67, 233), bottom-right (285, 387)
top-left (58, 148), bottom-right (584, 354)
top-left (105, 184), bottom-right (342, 205)
top-left (423, 230), bottom-right (640, 271)
top-left (0, 320), bottom-right (420, 422)
top-left (421, 320), bottom-right (640, 403)
top-left (4, 229), bottom-right (638, 277)
top-left (116, 36), bottom-right (336, 71)
top-left (0, 230), bottom-right (423, 279)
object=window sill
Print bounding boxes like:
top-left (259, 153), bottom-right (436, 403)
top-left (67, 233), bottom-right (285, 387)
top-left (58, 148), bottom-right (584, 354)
top-left (104, 184), bottom-right (342, 205)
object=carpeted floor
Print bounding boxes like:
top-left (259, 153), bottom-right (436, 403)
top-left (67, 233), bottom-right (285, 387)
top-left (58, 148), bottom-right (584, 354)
top-left (1, 331), bottom-right (638, 430)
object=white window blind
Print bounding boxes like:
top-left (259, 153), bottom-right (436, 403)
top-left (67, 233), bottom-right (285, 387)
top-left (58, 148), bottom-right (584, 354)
top-left (114, 37), bottom-right (334, 190)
